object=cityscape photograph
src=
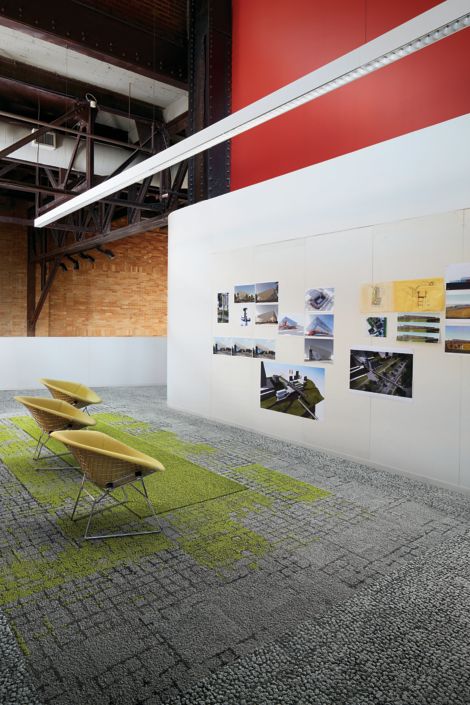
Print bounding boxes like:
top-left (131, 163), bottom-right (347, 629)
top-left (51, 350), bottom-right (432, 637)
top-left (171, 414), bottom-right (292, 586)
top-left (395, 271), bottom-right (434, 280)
top-left (234, 284), bottom-right (255, 303)
top-left (213, 338), bottom-right (233, 356)
top-left (253, 340), bottom-right (276, 359)
top-left (232, 339), bottom-right (254, 357)
top-left (349, 349), bottom-right (413, 398)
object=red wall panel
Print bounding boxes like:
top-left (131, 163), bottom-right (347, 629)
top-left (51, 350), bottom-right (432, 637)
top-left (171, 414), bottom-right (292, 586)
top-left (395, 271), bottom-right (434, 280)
top-left (231, 0), bottom-right (468, 191)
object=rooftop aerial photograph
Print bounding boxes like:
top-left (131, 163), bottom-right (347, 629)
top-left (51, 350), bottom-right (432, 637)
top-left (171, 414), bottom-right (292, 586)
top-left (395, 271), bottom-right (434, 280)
top-left (260, 361), bottom-right (325, 420)
top-left (349, 349), bottom-right (413, 398)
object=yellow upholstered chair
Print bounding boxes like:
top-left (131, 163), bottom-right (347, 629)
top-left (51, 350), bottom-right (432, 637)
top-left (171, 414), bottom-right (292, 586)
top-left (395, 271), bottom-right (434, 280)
top-left (40, 378), bottom-right (102, 412)
top-left (14, 396), bottom-right (96, 467)
top-left (51, 430), bottom-right (165, 541)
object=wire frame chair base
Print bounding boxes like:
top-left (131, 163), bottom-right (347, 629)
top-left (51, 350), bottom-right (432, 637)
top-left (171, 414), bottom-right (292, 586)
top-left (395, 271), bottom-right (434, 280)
top-left (33, 432), bottom-right (79, 471)
top-left (71, 474), bottom-right (162, 541)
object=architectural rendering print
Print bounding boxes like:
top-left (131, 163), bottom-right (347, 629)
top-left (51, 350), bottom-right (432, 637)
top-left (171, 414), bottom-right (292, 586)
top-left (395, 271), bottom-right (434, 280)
top-left (256, 304), bottom-right (278, 325)
top-left (260, 362), bottom-right (325, 420)
top-left (278, 313), bottom-right (304, 335)
top-left (255, 281), bottom-right (279, 303)
top-left (304, 338), bottom-right (333, 362)
top-left (350, 349), bottom-right (413, 398)
top-left (305, 287), bottom-right (335, 311)
top-left (305, 313), bottom-right (334, 337)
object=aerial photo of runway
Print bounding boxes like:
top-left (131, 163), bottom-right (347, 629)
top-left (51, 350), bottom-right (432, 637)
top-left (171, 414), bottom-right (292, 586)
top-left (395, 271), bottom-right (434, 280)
top-left (350, 349), bottom-right (413, 398)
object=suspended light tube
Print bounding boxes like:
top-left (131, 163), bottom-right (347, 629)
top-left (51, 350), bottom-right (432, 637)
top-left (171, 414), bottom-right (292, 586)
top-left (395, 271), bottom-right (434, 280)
top-left (34, 2), bottom-right (470, 228)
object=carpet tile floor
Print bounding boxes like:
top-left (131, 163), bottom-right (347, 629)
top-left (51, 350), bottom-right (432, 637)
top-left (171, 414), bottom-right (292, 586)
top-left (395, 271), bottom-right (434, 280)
top-left (0, 385), bottom-right (469, 705)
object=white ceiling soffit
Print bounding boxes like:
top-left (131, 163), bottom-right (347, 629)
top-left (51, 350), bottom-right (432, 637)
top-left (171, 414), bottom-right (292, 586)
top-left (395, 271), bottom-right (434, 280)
top-left (0, 24), bottom-right (187, 109)
top-left (34, 0), bottom-right (470, 228)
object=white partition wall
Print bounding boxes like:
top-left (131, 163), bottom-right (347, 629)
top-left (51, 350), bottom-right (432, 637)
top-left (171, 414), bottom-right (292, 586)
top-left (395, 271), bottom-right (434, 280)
top-left (0, 337), bottom-right (167, 390)
top-left (168, 114), bottom-right (470, 490)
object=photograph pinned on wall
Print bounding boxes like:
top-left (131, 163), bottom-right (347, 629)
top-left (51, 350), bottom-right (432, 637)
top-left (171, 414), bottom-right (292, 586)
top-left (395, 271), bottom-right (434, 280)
top-left (253, 339), bottom-right (276, 360)
top-left (304, 338), bottom-right (333, 362)
top-left (278, 313), bottom-right (304, 335)
top-left (232, 338), bottom-right (254, 358)
top-left (366, 316), bottom-right (387, 337)
top-left (445, 291), bottom-right (470, 320)
top-left (234, 284), bottom-right (255, 303)
top-left (237, 304), bottom-right (255, 327)
top-left (255, 281), bottom-right (279, 303)
top-left (213, 338), bottom-right (233, 356)
top-left (256, 304), bottom-right (278, 325)
top-left (305, 287), bottom-right (335, 312)
top-left (349, 348), bottom-right (413, 398)
top-left (396, 314), bottom-right (440, 343)
top-left (305, 313), bottom-right (334, 338)
top-left (393, 277), bottom-right (445, 313)
top-left (260, 361), bottom-right (325, 421)
top-left (216, 292), bottom-right (229, 323)
top-left (360, 282), bottom-right (393, 313)
top-left (444, 324), bottom-right (470, 354)
top-left (445, 262), bottom-right (470, 291)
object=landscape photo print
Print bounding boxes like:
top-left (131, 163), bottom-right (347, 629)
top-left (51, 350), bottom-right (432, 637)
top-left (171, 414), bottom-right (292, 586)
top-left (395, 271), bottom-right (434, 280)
top-left (350, 348), bottom-right (413, 398)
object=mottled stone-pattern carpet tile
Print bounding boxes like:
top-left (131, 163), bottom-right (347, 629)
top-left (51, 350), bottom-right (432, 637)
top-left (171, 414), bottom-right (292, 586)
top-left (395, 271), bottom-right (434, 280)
top-left (0, 386), bottom-right (469, 705)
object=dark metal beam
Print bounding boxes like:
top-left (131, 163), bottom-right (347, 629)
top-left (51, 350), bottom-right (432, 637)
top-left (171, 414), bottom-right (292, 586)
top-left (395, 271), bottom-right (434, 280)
top-left (34, 215), bottom-right (168, 261)
top-left (0, 109), bottom-right (155, 153)
top-left (0, 105), bottom-right (79, 159)
top-left (29, 258), bottom-right (60, 328)
top-left (188, 0), bottom-right (231, 203)
top-left (0, 0), bottom-right (187, 88)
top-left (26, 227), bottom-right (36, 336)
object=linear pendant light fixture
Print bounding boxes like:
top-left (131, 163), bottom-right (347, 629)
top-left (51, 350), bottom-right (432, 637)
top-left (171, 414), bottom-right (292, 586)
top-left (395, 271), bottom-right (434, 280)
top-left (34, 0), bottom-right (470, 228)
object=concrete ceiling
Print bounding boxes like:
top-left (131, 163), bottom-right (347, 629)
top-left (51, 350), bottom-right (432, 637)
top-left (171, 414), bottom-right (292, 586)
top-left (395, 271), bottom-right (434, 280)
top-left (0, 24), bottom-right (188, 120)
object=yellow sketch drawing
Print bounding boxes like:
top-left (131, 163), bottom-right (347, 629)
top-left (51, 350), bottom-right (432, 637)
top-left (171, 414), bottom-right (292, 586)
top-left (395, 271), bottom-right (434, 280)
top-left (360, 282), bottom-right (393, 313)
top-left (393, 278), bottom-right (445, 312)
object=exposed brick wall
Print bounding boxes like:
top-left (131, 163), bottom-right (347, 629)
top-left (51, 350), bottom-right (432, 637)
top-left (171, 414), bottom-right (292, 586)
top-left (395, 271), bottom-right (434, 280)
top-left (0, 216), bottom-right (27, 336)
top-left (0, 219), bottom-right (167, 337)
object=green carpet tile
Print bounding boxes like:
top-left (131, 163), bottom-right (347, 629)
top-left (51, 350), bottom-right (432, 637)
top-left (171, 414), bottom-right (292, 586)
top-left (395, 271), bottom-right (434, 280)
top-left (0, 414), bottom-right (330, 605)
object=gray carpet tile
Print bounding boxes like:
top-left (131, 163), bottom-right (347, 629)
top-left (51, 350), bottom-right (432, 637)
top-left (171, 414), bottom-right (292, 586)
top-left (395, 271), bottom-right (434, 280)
top-left (0, 385), bottom-right (469, 705)
top-left (173, 531), bottom-right (470, 705)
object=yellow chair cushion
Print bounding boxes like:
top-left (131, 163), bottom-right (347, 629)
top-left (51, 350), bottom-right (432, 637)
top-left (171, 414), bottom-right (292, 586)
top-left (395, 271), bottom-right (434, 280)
top-left (40, 379), bottom-right (102, 405)
top-left (50, 430), bottom-right (165, 472)
top-left (14, 396), bottom-right (96, 427)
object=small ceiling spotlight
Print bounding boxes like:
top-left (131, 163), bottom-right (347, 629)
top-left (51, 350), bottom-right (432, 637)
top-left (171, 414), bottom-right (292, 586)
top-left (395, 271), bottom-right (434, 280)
top-left (59, 262), bottom-right (68, 272)
top-left (96, 246), bottom-right (115, 260)
top-left (66, 255), bottom-right (80, 270)
top-left (85, 92), bottom-right (98, 109)
top-left (79, 252), bottom-right (96, 263)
